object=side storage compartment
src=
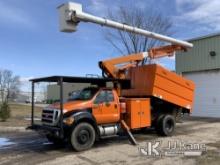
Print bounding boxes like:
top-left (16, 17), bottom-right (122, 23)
top-left (125, 98), bottom-right (151, 129)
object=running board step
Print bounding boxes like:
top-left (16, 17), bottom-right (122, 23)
top-left (100, 135), bottom-right (119, 139)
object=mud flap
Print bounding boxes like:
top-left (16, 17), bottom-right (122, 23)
top-left (120, 120), bottom-right (138, 145)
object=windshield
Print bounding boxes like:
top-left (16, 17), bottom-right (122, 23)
top-left (69, 87), bottom-right (98, 101)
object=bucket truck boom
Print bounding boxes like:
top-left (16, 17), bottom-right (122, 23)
top-left (57, 2), bottom-right (193, 48)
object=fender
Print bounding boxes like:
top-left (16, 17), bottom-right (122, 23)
top-left (63, 109), bottom-right (100, 137)
top-left (63, 109), bottom-right (92, 118)
top-left (73, 110), bottom-right (96, 125)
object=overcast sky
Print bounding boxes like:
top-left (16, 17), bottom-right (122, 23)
top-left (0, 0), bottom-right (220, 91)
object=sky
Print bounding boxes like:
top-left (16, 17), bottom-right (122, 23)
top-left (1, 0), bottom-right (220, 91)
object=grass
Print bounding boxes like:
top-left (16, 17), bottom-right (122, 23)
top-left (0, 103), bottom-right (43, 127)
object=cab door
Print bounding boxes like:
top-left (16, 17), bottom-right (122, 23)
top-left (92, 89), bottom-right (120, 124)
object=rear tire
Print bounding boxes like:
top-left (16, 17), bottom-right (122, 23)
top-left (70, 122), bottom-right (96, 151)
top-left (156, 115), bottom-right (175, 136)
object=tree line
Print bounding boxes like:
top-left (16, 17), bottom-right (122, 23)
top-left (0, 69), bottom-right (20, 121)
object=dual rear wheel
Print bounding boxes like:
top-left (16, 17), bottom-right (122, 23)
top-left (155, 115), bottom-right (176, 136)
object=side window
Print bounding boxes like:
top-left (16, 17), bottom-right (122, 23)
top-left (94, 91), bottom-right (106, 104)
top-left (94, 90), bottom-right (114, 104)
top-left (106, 91), bottom-right (114, 102)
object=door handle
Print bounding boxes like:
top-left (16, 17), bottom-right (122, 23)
top-left (114, 104), bottom-right (117, 109)
top-left (138, 112), bottom-right (144, 115)
top-left (105, 102), bottom-right (110, 107)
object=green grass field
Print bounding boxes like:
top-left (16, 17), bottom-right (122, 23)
top-left (0, 103), bottom-right (42, 127)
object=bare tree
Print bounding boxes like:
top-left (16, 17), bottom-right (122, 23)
top-left (105, 6), bottom-right (173, 63)
top-left (0, 69), bottom-right (20, 103)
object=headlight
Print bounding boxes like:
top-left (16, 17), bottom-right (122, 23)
top-left (63, 116), bottom-right (74, 125)
top-left (63, 109), bottom-right (68, 113)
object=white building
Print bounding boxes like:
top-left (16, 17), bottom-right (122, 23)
top-left (176, 33), bottom-right (220, 117)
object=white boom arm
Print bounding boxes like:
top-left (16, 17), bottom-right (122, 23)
top-left (57, 2), bottom-right (193, 48)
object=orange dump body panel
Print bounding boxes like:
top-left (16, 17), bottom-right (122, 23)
top-left (124, 98), bottom-right (151, 129)
top-left (121, 64), bottom-right (195, 112)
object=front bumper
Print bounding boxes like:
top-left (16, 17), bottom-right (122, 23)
top-left (27, 124), bottom-right (61, 137)
top-left (27, 124), bottom-right (60, 132)
top-left (27, 123), bottom-right (71, 138)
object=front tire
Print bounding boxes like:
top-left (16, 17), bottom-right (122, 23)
top-left (70, 122), bottom-right (96, 151)
top-left (156, 115), bottom-right (175, 136)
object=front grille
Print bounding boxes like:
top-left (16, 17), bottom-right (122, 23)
top-left (42, 108), bottom-right (60, 126)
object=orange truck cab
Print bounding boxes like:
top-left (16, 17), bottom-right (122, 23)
top-left (40, 86), bottom-right (123, 151)
top-left (45, 87), bottom-right (121, 126)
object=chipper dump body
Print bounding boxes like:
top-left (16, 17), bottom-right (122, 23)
top-left (122, 64), bottom-right (195, 111)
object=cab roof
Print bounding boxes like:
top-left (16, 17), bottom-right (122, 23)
top-left (30, 76), bottom-right (130, 87)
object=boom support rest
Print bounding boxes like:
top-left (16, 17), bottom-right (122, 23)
top-left (148, 45), bottom-right (187, 59)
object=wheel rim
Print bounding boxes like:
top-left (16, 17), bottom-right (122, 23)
top-left (165, 119), bottom-right (173, 132)
top-left (77, 129), bottom-right (90, 145)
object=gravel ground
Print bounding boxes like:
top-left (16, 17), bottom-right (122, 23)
top-left (0, 117), bottom-right (220, 165)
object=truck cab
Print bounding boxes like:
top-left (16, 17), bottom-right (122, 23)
top-left (42, 87), bottom-right (120, 127)
top-left (41, 86), bottom-right (122, 151)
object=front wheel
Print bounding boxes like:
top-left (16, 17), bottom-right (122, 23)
top-left (156, 115), bottom-right (175, 136)
top-left (70, 122), bottom-right (96, 151)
